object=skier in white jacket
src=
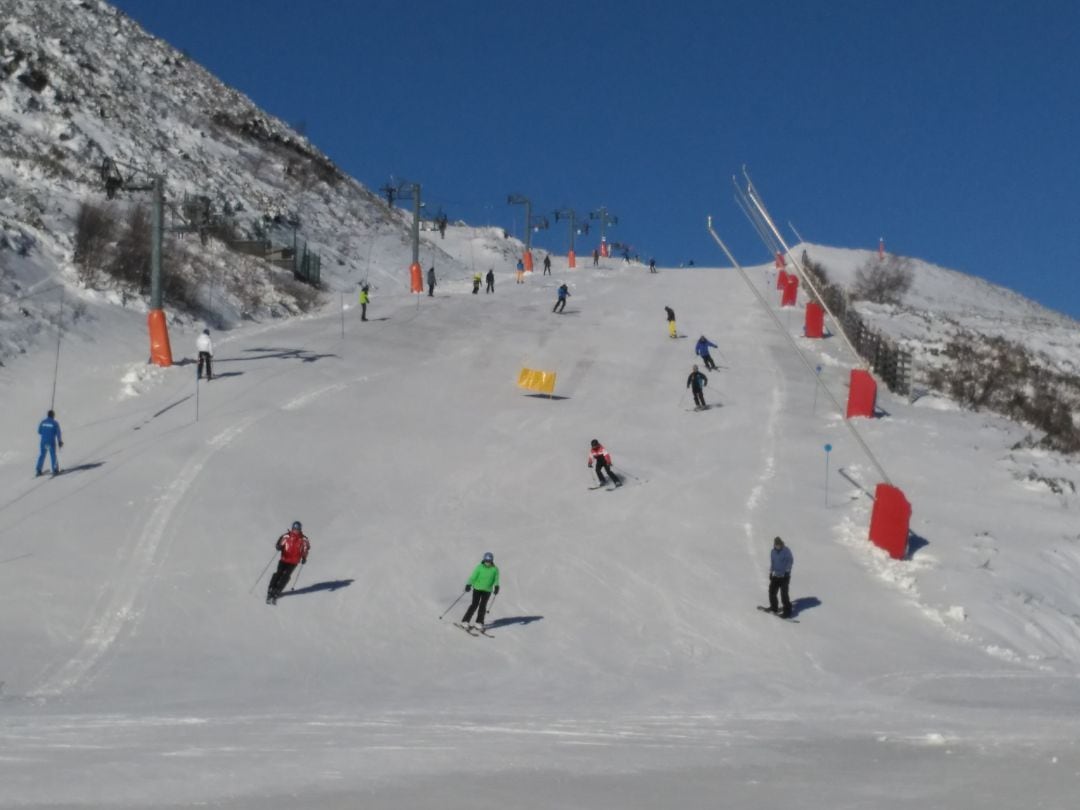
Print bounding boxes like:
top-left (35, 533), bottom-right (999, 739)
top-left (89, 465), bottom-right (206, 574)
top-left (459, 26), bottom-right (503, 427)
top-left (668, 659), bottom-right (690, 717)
top-left (196, 328), bottom-right (214, 380)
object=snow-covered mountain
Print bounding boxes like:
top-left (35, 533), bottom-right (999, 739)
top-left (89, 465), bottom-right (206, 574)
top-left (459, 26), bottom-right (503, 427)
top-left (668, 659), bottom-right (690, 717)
top-left (2, 3), bottom-right (1080, 808)
top-left (0, 0), bottom-right (525, 362)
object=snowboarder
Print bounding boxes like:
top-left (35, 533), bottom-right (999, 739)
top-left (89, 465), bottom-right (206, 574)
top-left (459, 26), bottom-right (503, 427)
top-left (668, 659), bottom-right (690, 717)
top-left (553, 283), bottom-right (570, 313)
top-left (472, 272), bottom-right (482, 294)
top-left (695, 335), bottom-right (719, 370)
top-left (592, 248), bottom-right (599, 267)
top-left (196, 328), bottom-right (214, 380)
top-left (767, 536), bottom-right (794, 618)
top-left (267, 521), bottom-right (310, 605)
top-left (649, 257), bottom-right (656, 274)
top-left (687, 364), bottom-right (708, 410)
top-left (665, 306), bottom-right (677, 339)
top-left (542, 254), bottom-right (552, 275)
top-left (427, 266), bottom-right (436, 297)
top-left (461, 551), bottom-right (500, 629)
top-left (587, 438), bottom-right (622, 487)
top-left (485, 268), bottom-right (495, 294)
top-left (35, 409), bottom-right (63, 477)
top-left (359, 284), bottom-right (370, 321)
top-left (516, 258), bottom-right (525, 284)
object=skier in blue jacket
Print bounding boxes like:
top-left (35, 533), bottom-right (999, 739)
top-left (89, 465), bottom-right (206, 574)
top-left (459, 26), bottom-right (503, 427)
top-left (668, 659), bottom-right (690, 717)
top-left (553, 283), bottom-right (570, 313)
top-left (767, 536), bottom-right (794, 618)
top-left (694, 335), bottom-right (719, 371)
top-left (36, 409), bottom-right (63, 477)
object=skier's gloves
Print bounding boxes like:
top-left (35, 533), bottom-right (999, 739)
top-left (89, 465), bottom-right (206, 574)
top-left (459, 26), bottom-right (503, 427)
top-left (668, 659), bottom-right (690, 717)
top-left (587, 462), bottom-right (592, 467)
top-left (59, 441), bottom-right (64, 448)
top-left (493, 586), bottom-right (500, 595)
top-left (301, 558), bottom-right (307, 564)
top-left (465, 585), bottom-right (471, 592)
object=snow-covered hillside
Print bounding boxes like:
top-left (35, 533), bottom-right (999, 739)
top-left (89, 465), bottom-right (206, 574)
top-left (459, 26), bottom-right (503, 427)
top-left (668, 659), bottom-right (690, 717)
top-left (0, 0), bottom-right (525, 362)
top-left (1, 245), bottom-right (1079, 808)
top-left (2, 2), bottom-right (1080, 808)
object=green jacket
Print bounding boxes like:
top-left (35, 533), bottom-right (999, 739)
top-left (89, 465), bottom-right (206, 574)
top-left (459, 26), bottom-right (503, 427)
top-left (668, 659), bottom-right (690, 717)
top-left (467, 562), bottom-right (499, 592)
top-left (359, 289), bottom-right (369, 305)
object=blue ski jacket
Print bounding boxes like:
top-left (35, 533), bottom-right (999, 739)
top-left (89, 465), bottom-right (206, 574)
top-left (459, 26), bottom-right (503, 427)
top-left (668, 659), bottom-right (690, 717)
top-left (695, 337), bottom-right (717, 357)
top-left (38, 417), bottom-right (62, 446)
top-left (770, 546), bottom-right (793, 577)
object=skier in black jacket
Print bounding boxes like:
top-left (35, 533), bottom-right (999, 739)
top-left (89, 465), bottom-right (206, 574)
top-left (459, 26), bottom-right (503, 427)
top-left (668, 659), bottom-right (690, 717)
top-left (687, 365), bottom-right (708, 410)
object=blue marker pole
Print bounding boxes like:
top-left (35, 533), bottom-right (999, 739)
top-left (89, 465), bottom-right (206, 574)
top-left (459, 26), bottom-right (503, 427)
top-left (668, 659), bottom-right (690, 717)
top-left (812, 365), bottom-right (822, 415)
top-left (823, 443), bottom-right (832, 506)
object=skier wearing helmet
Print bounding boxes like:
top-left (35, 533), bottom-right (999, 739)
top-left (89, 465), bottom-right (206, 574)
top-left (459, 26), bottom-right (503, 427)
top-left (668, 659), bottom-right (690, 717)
top-left (461, 552), bottom-right (500, 629)
top-left (266, 521), bottom-right (310, 605)
top-left (587, 439), bottom-right (622, 488)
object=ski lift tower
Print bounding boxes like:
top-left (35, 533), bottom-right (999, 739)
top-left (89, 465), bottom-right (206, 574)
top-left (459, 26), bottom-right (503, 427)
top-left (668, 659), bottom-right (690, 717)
top-left (99, 158), bottom-right (173, 366)
top-left (589, 206), bottom-right (618, 258)
top-left (507, 193), bottom-right (536, 272)
top-left (553, 207), bottom-right (580, 268)
top-left (386, 178), bottom-right (424, 292)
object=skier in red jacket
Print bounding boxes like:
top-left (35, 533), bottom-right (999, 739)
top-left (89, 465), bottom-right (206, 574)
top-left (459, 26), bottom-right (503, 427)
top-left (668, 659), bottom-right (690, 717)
top-left (587, 439), bottom-right (622, 488)
top-left (267, 521), bottom-right (310, 605)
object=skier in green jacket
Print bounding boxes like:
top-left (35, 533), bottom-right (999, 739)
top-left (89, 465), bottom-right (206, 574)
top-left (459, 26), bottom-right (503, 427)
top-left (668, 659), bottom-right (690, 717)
top-left (461, 551), bottom-right (500, 629)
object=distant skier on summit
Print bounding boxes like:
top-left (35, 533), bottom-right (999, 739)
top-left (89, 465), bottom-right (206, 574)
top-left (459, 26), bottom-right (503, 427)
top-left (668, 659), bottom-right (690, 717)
top-left (587, 439), bottom-right (622, 488)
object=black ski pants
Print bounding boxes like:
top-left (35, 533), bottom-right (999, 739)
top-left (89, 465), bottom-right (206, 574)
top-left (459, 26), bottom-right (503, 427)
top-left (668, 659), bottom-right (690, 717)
top-left (486, 279), bottom-right (494, 293)
top-left (691, 386), bottom-right (706, 409)
top-left (198, 351), bottom-right (213, 380)
top-left (594, 457), bottom-right (620, 485)
top-left (768, 574), bottom-right (792, 616)
top-left (268, 561), bottom-right (297, 598)
top-left (553, 298), bottom-right (567, 313)
top-left (702, 353), bottom-right (717, 371)
top-left (462, 589), bottom-right (492, 625)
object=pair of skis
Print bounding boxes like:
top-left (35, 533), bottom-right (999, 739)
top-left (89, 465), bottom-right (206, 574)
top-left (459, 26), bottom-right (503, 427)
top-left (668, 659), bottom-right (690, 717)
top-left (454, 622), bottom-right (494, 637)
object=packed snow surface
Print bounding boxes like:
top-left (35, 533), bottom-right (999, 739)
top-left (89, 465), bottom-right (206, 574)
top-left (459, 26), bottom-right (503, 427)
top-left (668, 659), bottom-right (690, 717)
top-left (1, 250), bottom-right (1078, 809)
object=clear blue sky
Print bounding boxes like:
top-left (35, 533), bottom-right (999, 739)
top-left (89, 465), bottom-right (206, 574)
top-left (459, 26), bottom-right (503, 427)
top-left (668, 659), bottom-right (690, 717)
top-left (112, 0), bottom-right (1080, 319)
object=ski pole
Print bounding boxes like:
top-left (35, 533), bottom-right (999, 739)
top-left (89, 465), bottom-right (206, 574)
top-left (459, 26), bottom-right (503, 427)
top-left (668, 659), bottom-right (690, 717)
top-left (249, 551), bottom-right (277, 594)
top-left (290, 562), bottom-right (304, 592)
top-left (438, 590), bottom-right (468, 620)
top-left (485, 593), bottom-right (497, 622)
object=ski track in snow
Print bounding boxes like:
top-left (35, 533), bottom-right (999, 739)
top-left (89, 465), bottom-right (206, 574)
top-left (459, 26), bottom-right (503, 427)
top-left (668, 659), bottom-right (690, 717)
top-left (29, 416), bottom-right (259, 697)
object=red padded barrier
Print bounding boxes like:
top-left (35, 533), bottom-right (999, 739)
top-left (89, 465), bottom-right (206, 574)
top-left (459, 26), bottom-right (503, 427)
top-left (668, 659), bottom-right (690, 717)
top-left (846, 369), bottom-right (877, 418)
top-left (804, 301), bottom-right (824, 338)
top-left (776, 269), bottom-right (788, 290)
top-left (780, 273), bottom-right (799, 307)
top-left (869, 483), bottom-right (911, 559)
top-left (147, 309), bottom-right (173, 367)
top-left (410, 262), bottom-right (423, 293)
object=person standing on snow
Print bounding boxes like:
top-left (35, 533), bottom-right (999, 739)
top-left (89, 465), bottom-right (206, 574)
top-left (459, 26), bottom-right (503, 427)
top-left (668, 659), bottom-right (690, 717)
top-left (767, 536), bottom-right (794, 618)
top-left (35, 409), bottom-right (63, 477)
top-left (266, 521), bottom-right (310, 605)
top-left (553, 283), bottom-right (570, 313)
top-left (359, 284), bottom-right (370, 321)
top-left (592, 248), bottom-right (599, 267)
top-left (695, 335), bottom-right (719, 371)
top-left (427, 266), bottom-right (437, 297)
top-left (587, 438), bottom-right (622, 488)
top-left (485, 268), bottom-right (495, 294)
top-left (649, 257), bottom-right (657, 273)
top-left (542, 254), bottom-right (552, 275)
top-left (196, 328), bottom-right (214, 380)
top-left (461, 551), bottom-right (500, 629)
top-left (516, 258), bottom-right (525, 284)
top-left (687, 364), bottom-right (708, 410)
top-left (665, 306), bottom-right (677, 339)
top-left (472, 272), bottom-right (482, 294)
